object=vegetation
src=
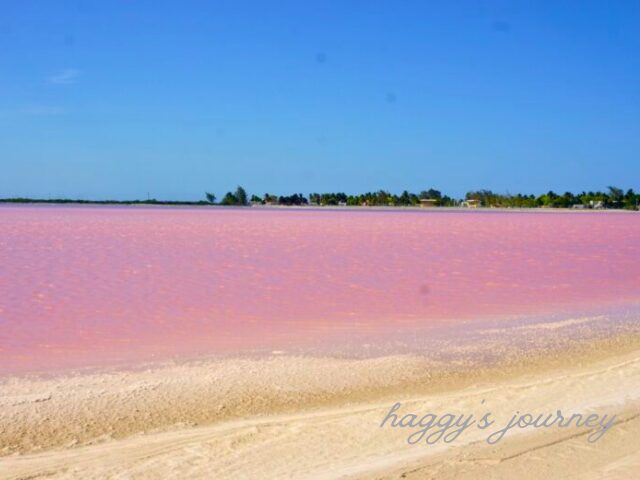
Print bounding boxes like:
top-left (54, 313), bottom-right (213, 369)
top-left (219, 186), bottom-right (248, 206)
top-left (278, 193), bottom-right (308, 206)
top-left (465, 186), bottom-right (639, 209)
top-left (2, 185), bottom-right (638, 210)
top-left (305, 189), bottom-right (457, 207)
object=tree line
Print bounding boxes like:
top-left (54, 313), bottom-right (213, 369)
top-left (2, 186), bottom-right (638, 209)
top-left (204, 185), bottom-right (639, 209)
top-left (464, 187), bottom-right (639, 209)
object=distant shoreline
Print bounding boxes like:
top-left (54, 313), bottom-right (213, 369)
top-left (1, 199), bottom-right (638, 213)
top-left (2, 185), bottom-right (639, 211)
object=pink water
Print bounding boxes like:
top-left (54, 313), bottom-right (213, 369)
top-left (1, 206), bottom-right (639, 374)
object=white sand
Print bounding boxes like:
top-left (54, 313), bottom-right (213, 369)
top-left (1, 336), bottom-right (640, 479)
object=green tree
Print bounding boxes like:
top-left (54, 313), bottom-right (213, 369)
top-left (205, 192), bottom-right (216, 203)
top-left (623, 189), bottom-right (638, 210)
top-left (420, 189), bottom-right (442, 200)
top-left (221, 192), bottom-right (238, 205)
top-left (235, 186), bottom-right (248, 206)
top-left (263, 193), bottom-right (278, 204)
top-left (608, 186), bottom-right (624, 208)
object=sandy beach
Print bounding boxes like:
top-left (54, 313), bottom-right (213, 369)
top-left (2, 328), bottom-right (640, 479)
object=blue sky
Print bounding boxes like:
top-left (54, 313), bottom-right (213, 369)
top-left (1, 1), bottom-right (639, 200)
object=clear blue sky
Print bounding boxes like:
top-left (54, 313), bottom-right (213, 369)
top-left (1, 1), bottom-right (639, 200)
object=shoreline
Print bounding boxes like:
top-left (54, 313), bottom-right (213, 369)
top-left (1, 201), bottom-right (638, 213)
top-left (1, 332), bottom-right (639, 479)
top-left (3, 299), bottom-right (639, 378)
top-left (2, 329), bottom-right (640, 445)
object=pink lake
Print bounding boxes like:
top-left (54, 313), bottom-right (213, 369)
top-left (1, 205), bottom-right (639, 374)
